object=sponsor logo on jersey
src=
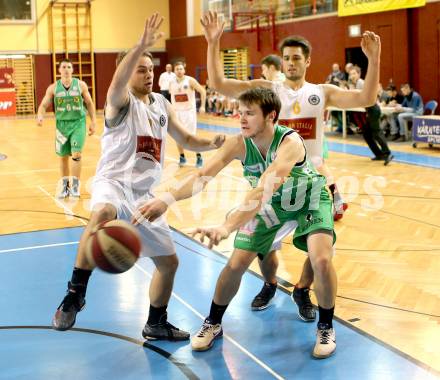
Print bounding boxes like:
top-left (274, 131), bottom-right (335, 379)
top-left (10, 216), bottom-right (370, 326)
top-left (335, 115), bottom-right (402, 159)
top-left (136, 135), bottom-right (162, 162)
top-left (308, 94), bottom-right (320, 105)
top-left (244, 163), bottom-right (264, 173)
top-left (159, 115), bottom-right (166, 127)
top-left (270, 151), bottom-right (277, 161)
top-left (303, 215), bottom-right (323, 230)
top-left (69, 90), bottom-right (80, 96)
top-left (174, 94), bottom-right (189, 102)
top-left (56, 91), bottom-right (67, 97)
top-left (278, 118), bottom-right (317, 139)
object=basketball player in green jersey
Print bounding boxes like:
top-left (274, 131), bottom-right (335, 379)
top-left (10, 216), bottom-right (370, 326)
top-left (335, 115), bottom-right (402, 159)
top-left (37, 59), bottom-right (96, 198)
top-left (134, 87), bottom-right (338, 358)
top-left (200, 11), bottom-right (381, 318)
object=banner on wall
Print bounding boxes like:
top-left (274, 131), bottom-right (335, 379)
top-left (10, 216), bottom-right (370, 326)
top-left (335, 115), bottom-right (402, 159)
top-left (0, 91), bottom-right (16, 116)
top-left (0, 68), bottom-right (15, 89)
top-left (338, 0), bottom-right (426, 17)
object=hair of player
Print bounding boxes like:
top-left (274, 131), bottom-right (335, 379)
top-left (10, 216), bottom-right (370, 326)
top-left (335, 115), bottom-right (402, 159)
top-left (261, 55), bottom-right (282, 71)
top-left (279, 35), bottom-right (312, 59)
top-left (238, 87), bottom-right (281, 123)
top-left (59, 58), bottom-right (73, 68)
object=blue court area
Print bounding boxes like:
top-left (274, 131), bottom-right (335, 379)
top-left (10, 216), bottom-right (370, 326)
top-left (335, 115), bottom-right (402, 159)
top-left (0, 227), bottom-right (437, 380)
top-left (197, 123), bottom-right (440, 169)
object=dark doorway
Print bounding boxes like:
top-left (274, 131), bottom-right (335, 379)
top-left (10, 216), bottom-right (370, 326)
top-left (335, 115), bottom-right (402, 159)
top-left (345, 47), bottom-right (368, 79)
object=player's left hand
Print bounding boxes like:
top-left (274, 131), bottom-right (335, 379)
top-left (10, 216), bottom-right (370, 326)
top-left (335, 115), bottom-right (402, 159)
top-left (88, 123), bottom-right (96, 136)
top-left (132, 198), bottom-right (168, 225)
top-left (210, 134), bottom-right (226, 149)
top-left (199, 106), bottom-right (206, 114)
top-left (190, 225), bottom-right (230, 249)
top-left (361, 31), bottom-right (381, 61)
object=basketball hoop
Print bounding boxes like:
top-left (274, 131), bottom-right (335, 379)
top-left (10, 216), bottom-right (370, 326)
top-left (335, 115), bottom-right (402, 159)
top-left (232, 11), bottom-right (276, 51)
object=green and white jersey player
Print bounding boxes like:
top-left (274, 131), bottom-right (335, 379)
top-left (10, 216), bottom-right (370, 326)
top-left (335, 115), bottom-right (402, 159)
top-left (37, 59), bottom-right (96, 198)
top-left (135, 87), bottom-right (338, 359)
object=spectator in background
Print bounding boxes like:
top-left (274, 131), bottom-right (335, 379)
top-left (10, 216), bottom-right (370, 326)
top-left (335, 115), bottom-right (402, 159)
top-left (261, 55), bottom-right (285, 82)
top-left (348, 66), bottom-right (365, 132)
top-left (344, 62), bottom-right (354, 82)
top-left (385, 84), bottom-right (404, 106)
top-left (349, 66), bottom-right (364, 89)
top-left (158, 63), bottom-right (175, 102)
top-left (325, 63), bottom-right (345, 86)
top-left (390, 83), bottom-right (423, 142)
top-left (377, 83), bottom-right (390, 104)
top-left (363, 101), bottom-right (394, 165)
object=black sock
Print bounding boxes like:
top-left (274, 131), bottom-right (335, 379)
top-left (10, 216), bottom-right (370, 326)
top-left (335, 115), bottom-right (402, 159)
top-left (328, 184), bottom-right (336, 197)
top-left (147, 304), bottom-right (168, 325)
top-left (318, 305), bottom-right (334, 328)
top-left (70, 267), bottom-right (92, 295)
top-left (328, 184), bottom-right (343, 205)
top-left (208, 301), bottom-right (228, 325)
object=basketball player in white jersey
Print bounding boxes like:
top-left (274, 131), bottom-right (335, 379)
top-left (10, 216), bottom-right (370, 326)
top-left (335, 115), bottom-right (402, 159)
top-left (169, 61), bottom-right (206, 168)
top-left (261, 54), bottom-right (285, 83)
top-left (52, 14), bottom-right (225, 341)
top-left (201, 11), bottom-right (380, 319)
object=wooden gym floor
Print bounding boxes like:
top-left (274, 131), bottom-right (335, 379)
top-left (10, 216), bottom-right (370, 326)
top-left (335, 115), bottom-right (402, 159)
top-left (0, 114), bottom-right (439, 375)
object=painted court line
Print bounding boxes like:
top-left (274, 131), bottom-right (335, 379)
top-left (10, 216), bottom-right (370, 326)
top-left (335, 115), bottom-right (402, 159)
top-left (0, 235), bottom-right (283, 379)
top-left (134, 263), bottom-right (285, 380)
top-left (37, 185), bottom-right (87, 226)
top-left (0, 241), bottom-right (78, 254)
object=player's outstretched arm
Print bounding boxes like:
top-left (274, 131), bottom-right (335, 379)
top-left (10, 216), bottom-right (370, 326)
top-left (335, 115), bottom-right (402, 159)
top-left (325, 31), bottom-right (381, 109)
top-left (132, 136), bottom-right (241, 225)
top-left (201, 11), bottom-right (270, 98)
top-left (192, 134), bottom-right (305, 248)
top-left (36, 84), bottom-right (55, 126)
top-left (107, 13), bottom-right (164, 112)
top-left (167, 102), bottom-right (225, 151)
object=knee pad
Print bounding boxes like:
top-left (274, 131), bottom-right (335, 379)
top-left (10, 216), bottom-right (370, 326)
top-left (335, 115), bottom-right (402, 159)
top-left (72, 156), bottom-right (81, 162)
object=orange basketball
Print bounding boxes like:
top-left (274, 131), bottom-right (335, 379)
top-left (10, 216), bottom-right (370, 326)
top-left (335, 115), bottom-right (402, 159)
top-left (86, 220), bottom-right (142, 273)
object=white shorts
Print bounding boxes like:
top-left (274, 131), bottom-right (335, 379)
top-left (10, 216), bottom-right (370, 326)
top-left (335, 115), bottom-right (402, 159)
top-left (175, 110), bottom-right (197, 135)
top-left (90, 178), bottom-right (175, 258)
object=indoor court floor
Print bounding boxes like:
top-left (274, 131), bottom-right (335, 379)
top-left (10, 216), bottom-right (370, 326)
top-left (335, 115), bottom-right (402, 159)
top-left (0, 114), bottom-right (439, 379)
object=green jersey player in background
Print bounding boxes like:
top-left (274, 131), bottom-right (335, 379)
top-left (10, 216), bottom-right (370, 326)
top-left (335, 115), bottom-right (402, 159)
top-left (37, 59), bottom-right (96, 198)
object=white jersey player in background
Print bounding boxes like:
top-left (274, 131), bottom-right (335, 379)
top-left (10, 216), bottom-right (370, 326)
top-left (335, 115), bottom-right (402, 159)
top-left (52, 14), bottom-right (225, 340)
top-left (201, 11), bottom-right (380, 319)
top-left (169, 61), bottom-right (207, 168)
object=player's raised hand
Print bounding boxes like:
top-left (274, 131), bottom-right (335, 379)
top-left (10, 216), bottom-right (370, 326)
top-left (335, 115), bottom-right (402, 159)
top-left (190, 225), bottom-right (230, 249)
top-left (139, 13), bottom-right (164, 49)
top-left (210, 134), bottom-right (226, 149)
top-left (201, 11), bottom-right (225, 44)
top-left (361, 31), bottom-right (381, 62)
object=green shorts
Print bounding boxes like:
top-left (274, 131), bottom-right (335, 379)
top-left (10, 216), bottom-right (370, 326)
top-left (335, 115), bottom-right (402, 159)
top-left (55, 118), bottom-right (86, 157)
top-left (234, 189), bottom-right (336, 256)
